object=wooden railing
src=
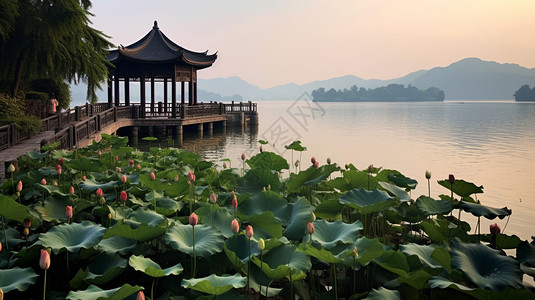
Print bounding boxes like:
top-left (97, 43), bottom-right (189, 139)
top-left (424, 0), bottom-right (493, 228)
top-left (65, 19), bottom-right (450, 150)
top-left (223, 101), bottom-right (257, 113)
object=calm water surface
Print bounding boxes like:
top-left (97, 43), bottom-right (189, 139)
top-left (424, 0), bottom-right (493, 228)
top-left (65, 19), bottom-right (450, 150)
top-left (138, 100), bottom-right (535, 240)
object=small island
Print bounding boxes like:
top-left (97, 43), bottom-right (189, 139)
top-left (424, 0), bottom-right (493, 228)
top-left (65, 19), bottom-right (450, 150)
top-left (514, 84), bottom-right (535, 101)
top-left (312, 84), bottom-right (445, 102)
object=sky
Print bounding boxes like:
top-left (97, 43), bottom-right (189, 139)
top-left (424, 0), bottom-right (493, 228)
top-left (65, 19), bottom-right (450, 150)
top-left (89, 0), bottom-right (535, 89)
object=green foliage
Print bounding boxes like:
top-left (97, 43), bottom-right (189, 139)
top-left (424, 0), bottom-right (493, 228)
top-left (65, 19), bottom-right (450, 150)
top-left (312, 84), bottom-right (445, 102)
top-left (514, 84), bottom-right (535, 101)
top-left (0, 92), bottom-right (41, 134)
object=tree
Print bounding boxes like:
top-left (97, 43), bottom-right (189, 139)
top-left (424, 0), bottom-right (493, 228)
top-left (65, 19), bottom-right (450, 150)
top-left (0, 0), bottom-right (114, 103)
top-left (514, 84), bottom-right (535, 101)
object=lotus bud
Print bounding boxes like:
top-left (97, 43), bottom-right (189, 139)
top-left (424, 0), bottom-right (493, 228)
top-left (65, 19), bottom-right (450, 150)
top-left (69, 186), bottom-right (75, 195)
top-left (187, 171), bottom-right (195, 182)
top-left (313, 161), bottom-right (319, 169)
top-left (0, 288), bottom-right (3, 300)
top-left (115, 155), bottom-right (119, 161)
top-left (241, 153), bottom-right (246, 161)
top-left (23, 218), bottom-right (31, 228)
top-left (56, 164), bottom-right (62, 175)
top-left (82, 175), bottom-right (86, 181)
top-left (307, 222), bottom-right (315, 234)
top-left (187, 180), bottom-right (191, 186)
top-left (53, 180), bottom-right (58, 186)
top-left (96, 188), bottom-right (103, 197)
top-left (174, 174), bottom-right (179, 182)
top-left (260, 145), bottom-right (263, 152)
top-left (311, 211), bottom-right (316, 221)
top-left (7, 164), bottom-right (15, 173)
top-left (16, 180), bottom-right (22, 192)
top-left (39, 249), bottom-right (51, 270)
top-left (276, 171), bottom-right (280, 177)
top-left (448, 174), bottom-right (455, 185)
top-left (231, 219), bottom-right (239, 234)
top-left (294, 160), bottom-right (299, 168)
top-left (212, 168), bottom-right (216, 175)
top-left (223, 162), bottom-right (227, 169)
top-left (137, 164), bottom-right (141, 170)
top-left (65, 205), bottom-right (73, 219)
top-left (120, 191), bottom-right (127, 202)
top-left (262, 186), bottom-right (266, 192)
top-left (108, 213), bottom-right (112, 219)
top-left (368, 164), bottom-right (374, 172)
top-left (129, 159), bottom-right (134, 167)
top-left (97, 150), bottom-right (102, 157)
top-left (136, 291), bottom-right (145, 300)
top-left (311, 157), bottom-right (316, 165)
top-left (258, 238), bottom-right (265, 251)
top-left (99, 197), bottom-right (106, 205)
top-left (59, 158), bottom-right (64, 165)
top-left (245, 225), bottom-right (254, 238)
top-left (23, 227), bottom-right (29, 237)
top-left (40, 178), bottom-right (47, 185)
top-left (425, 170), bottom-right (431, 180)
top-left (189, 213), bottom-right (198, 226)
top-left (116, 167), bottom-right (122, 173)
top-left (345, 163), bottom-right (349, 170)
top-left (231, 191), bottom-right (238, 209)
top-left (149, 172), bottom-right (156, 181)
top-left (352, 246), bottom-right (358, 258)
top-left (210, 192), bottom-right (217, 204)
top-left (267, 184), bottom-right (271, 190)
top-left (490, 223), bottom-right (501, 235)
top-left (0, 241), bottom-right (2, 252)
top-left (121, 174), bottom-right (127, 184)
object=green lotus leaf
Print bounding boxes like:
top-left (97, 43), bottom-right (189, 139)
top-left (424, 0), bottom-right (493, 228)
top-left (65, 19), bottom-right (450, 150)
top-left (85, 253), bottom-right (127, 285)
top-left (0, 267), bottom-right (39, 293)
top-left (286, 164), bottom-right (339, 192)
top-left (181, 273), bottom-right (247, 295)
top-left (103, 221), bottom-right (167, 242)
top-left (34, 183), bottom-right (70, 197)
top-left (378, 181), bottom-right (411, 202)
top-left (155, 197), bottom-right (184, 216)
top-left (353, 237), bottom-right (386, 266)
top-left (0, 227), bottom-right (25, 249)
top-left (297, 242), bottom-right (352, 265)
top-left (0, 194), bottom-right (38, 225)
top-left (258, 140), bottom-right (268, 145)
top-left (428, 275), bottom-right (475, 291)
top-left (165, 223), bottom-right (224, 257)
top-left (237, 168), bottom-right (281, 193)
top-left (438, 178), bottom-right (484, 197)
top-left (314, 199), bottom-right (343, 220)
top-left (338, 188), bottom-right (396, 214)
top-left (66, 283), bottom-right (142, 300)
top-left (364, 287), bottom-right (400, 300)
top-left (400, 243), bottom-right (444, 269)
top-left (126, 208), bottom-right (165, 227)
top-left (415, 195), bottom-right (453, 216)
top-left (37, 166), bottom-right (61, 176)
top-left (35, 196), bottom-right (71, 222)
top-left (195, 204), bottom-right (236, 238)
top-left (430, 276), bottom-right (535, 299)
top-left (26, 150), bottom-right (47, 160)
top-left (39, 221), bottom-right (106, 254)
top-left (247, 151), bottom-right (289, 171)
top-left (516, 240), bottom-right (535, 267)
top-left (283, 197), bottom-right (315, 240)
top-left (142, 136), bottom-right (158, 141)
top-left (327, 169), bottom-right (378, 192)
top-left (245, 211), bottom-right (283, 239)
top-left (373, 250), bottom-right (431, 290)
top-left (252, 244), bottom-right (311, 280)
top-left (79, 178), bottom-right (120, 192)
top-left (302, 219), bottom-right (363, 249)
top-left (239, 190), bottom-right (290, 221)
top-left (520, 264), bottom-right (535, 279)
top-left (385, 171), bottom-right (418, 190)
top-left (394, 202), bottom-right (425, 223)
top-left (98, 236), bottom-right (137, 255)
top-left (129, 254), bottom-right (183, 277)
top-left (66, 157), bottom-right (105, 172)
top-left (284, 140), bottom-right (306, 151)
top-left (459, 201), bottom-right (512, 220)
top-left (224, 233), bottom-right (261, 266)
top-left (480, 233), bottom-right (522, 249)
top-left (420, 218), bottom-right (471, 244)
top-left (450, 239), bottom-right (523, 292)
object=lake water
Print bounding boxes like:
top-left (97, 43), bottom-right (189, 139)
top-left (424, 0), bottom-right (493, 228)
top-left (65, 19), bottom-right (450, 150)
top-left (133, 100), bottom-right (535, 241)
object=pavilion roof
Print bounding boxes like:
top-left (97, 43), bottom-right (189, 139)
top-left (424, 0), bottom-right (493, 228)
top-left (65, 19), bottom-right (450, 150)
top-left (107, 21), bottom-right (217, 69)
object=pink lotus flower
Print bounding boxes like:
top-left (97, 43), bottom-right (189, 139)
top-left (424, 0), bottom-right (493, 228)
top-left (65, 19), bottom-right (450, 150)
top-left (189, 213), bottom-right (199, 226)
top-left (210, 192), bottom-right (217, 204)
top-left (307, 222), bottom-right (315, 234)
top-left (117, 167), bottom-right (122, 173)
top-left (65, 206), bottom-right (73, 219)
top-left (241, 153), bottom-right (246, 161)
top-left (129, 159), bottom-right (134, 167)
top-left (448, 174), bottom-right (455, 185)
top-left (39, 249), bottom-right (50, 270)
top-left (59, 158), bottom-right (64, 165)
top-left (56, 164), bottom-right (62, 175)
top-left (136, 291), bottom-right (145, 300)
top-left (245, 225), bottom-right (254, 238)
top-left (69, 186), bottom-right (75, 195)
top-left (231, 191), bottom-right (238, 209)
top-left (490, 223), bottom-right (501, 235)
top-left (313, 161), bottom-right (319, 169)
top-left (137, 164), bottom-right (141, 170)
top-left (311, 157), bottom-right (316, 165)
top-left (149, 172), bottom-right (156, 181)
top-left (115, 155), bottom-right (119, 161)
top-left (174, 174), bottom-right (179, 182)
top-left (23, 218), bottom-right (31, 228)
top-left (16, 180), bottom-right (22, 192)
top-left (231, 219), bottom-right (240, 234)
top-left (40, 178), bottom-right (47, 185)
top-left (120, 191), bottom-right (128, 202)
top-left (96, 188), bottom-right (103, 198)
top-left (187, 171), bottom-right (195, 182)
top-left (0, 241), bottom-right (2, 252)
top-left (97, 150), bottom-right (102, 157)
top-left (121, 174), bottom-right (127, 184)
top-left (82, 175), bottom-right (86, 181)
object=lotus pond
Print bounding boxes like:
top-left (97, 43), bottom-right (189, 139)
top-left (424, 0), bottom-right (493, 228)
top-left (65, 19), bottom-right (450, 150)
top-left (0, 135), bottom-right (534, 299)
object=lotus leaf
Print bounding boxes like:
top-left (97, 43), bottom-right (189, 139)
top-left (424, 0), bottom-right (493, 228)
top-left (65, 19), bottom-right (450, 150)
top-left (421, 218), bottom-right (471, 244)
top-left (127, 209), bottom-right (166, 227)
top-left (66, 283), bottom-right (142, 300)
top-left (450, 239), bottom-right (522, 292)
top-left (400, 243), bottom-right (445, 269)
top-left (85, 253), bottom-right (127, 285)
top-left (26, 150), bottom-right (47, 160)
top-left (364, 287), bottom-right (400, 300)
top-left (247, 211), bottom-right (284, 239)
top-left (247, 151), bottom-right (289, 171)
top-left (378, 181), bottom-right (411, 202)
top-left (0, 194), bottom-right (38, 225)
top-left (224, 233), bottom-right (261, 265)
top-left (338, 188), bottom-right (396, 214)
top-left (35, 196), bottom-right (71, 222)
top-left (0, 267), bottom-right (39, 293)
top-left (181, 273), bottom-right (247, 295)
top-left (39, 221), bottom-right (106, 254)
top-left (516, 240), bottom-right (535, 267)
top-left (286, 164), bottom-right (339, 192)
top-left (327, 169), bottom-right (377, 192)
top-left (415, 196), bottom-right (453, 216)
top-left (98, 236), bottom-right (137, 255)
top-left (284, 140), bottom-right (306, 151)
top-left (385, 171), bottom-right (418, 190)
top-left (373, 250), bottom-right (431, 290)
top-left (253, 244), bottom-right (311, 280)
top-left (0, 227), bottom-right (25, 249)
top-left (283, 197), bottom-right (315, 240)
top-left (314, 199), bottom-right (343, 220)
top-left (165, 223), bottom-right (224, 257)
top-left (297, 242), bottom-right (353, 265)
top-left (303, 219), bottom-right (363, 248)
top-left (237, 168), bottom-right (281, 193)
top-left (195, 205), bottom-right (235, 238)
top-left (239, 190), bottom-right (290, 221)
top-left (66, 157), bottom-right (105, 172)
top-left (438, 179), bottom-right (483, 197)
top-left (79, 178), bottom-right (120, 192)
top-left (103, 221), bottom-right (167, 242)
top-left (129, 254), bottom-right (183, 277)
top-left (459, 201), bottom-right (511, 220)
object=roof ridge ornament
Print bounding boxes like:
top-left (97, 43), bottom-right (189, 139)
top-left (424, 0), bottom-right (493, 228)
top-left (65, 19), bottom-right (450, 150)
top-left (153, 20), bottom-right (158, 29)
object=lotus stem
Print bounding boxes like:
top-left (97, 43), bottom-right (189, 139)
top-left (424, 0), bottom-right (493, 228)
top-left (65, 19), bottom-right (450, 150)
top-left (289, 267), bottom-right (293, 300)
top-left (427, 178), bottom-right (430, 197)
top-left (332, 264), bottom-right (338, 300)
top-left (2, 216), bottom-right (8, 250)
top-left (151, 277), bottom-right (155, 300)
top-left (189, 185), bottom-right (193, 215)
top-left (192, 226), bottom-right (196, 277)
top-left (247, 236), bottom-right (251, 291)
top-left (43, 268), bottom-right (47, 300)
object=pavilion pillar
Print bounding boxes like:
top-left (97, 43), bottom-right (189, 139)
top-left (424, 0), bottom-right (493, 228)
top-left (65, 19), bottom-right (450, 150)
top-left (172, 75), bottom-right (177, 118)
top-left (163, 78), bottom-right (168, 113)
top-left (188, 81), bottom-right (193, 106)
top-left (150, 77), bottom-right (155, 114)
top-left (194, 82), bottom-right (198, 105)
top-left (114, 70), bottom-right (120, 107)
top-left (181, 82), bottom-right (185, 118)
top-left (125, 77), bottom-right (130, 106)
top-left (107, 75), bottom-right (113, 107)
top-left (140, 74), bottom-right (146, 118)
